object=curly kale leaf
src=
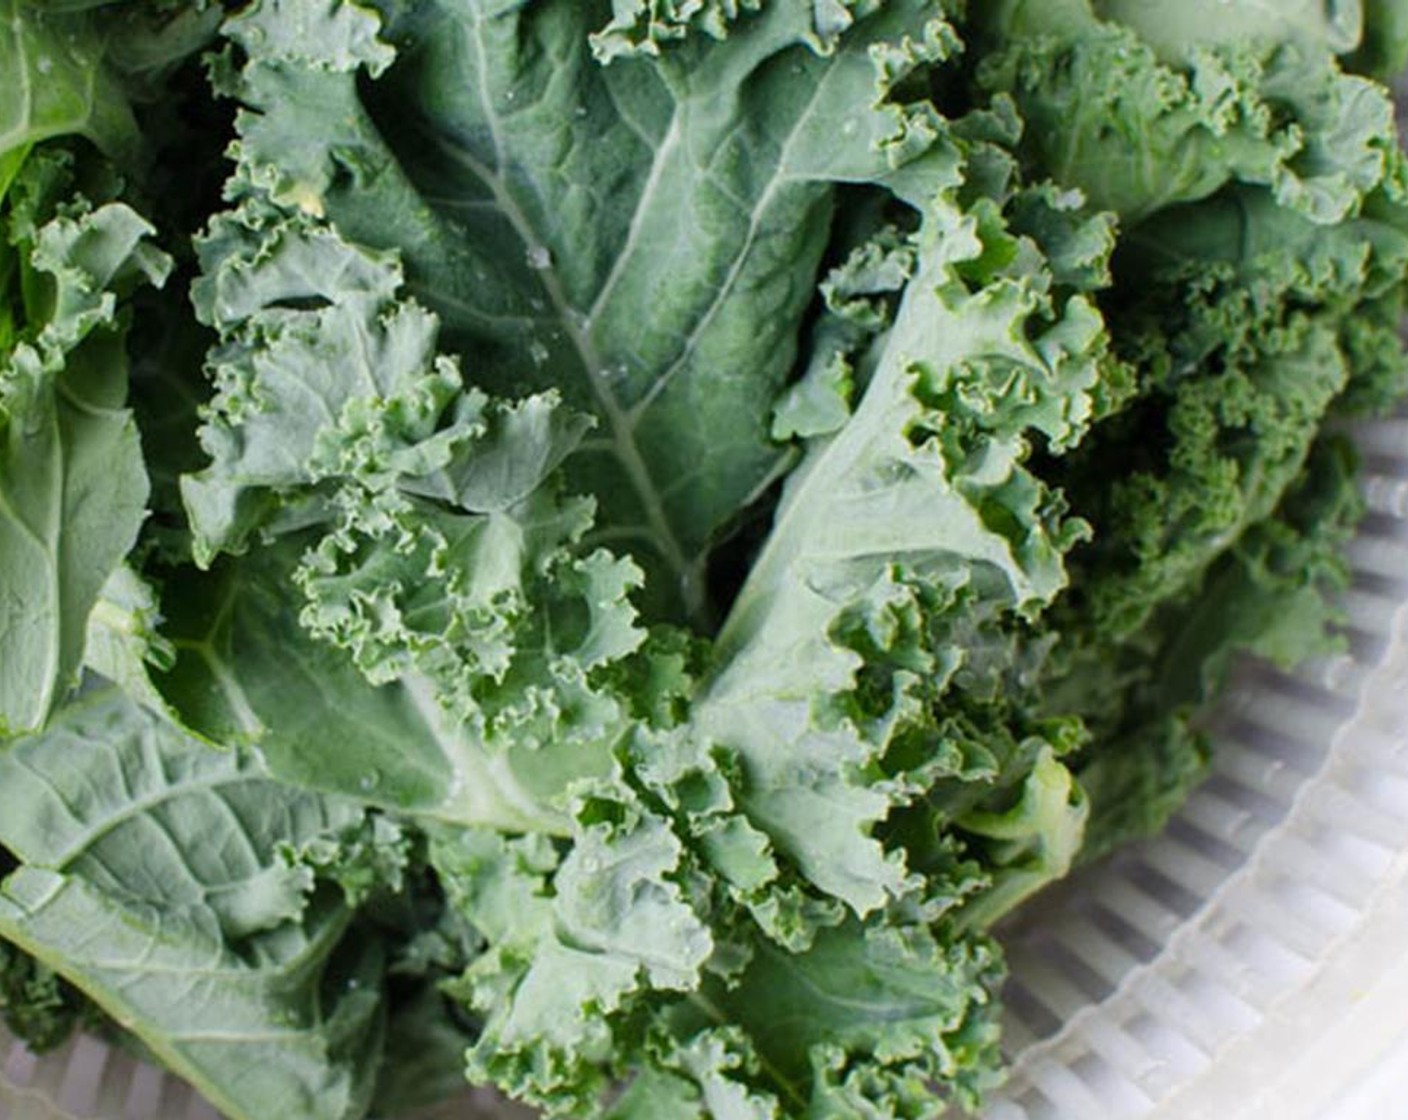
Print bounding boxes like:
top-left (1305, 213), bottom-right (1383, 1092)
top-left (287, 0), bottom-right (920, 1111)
top-left (0, 154), bottom-right (169, 737)
top-left (0, 938), bottom-right (92, 1054)
top-left (0, 687), bottom-right (392, 1120)
top-left (205, 0), bottom-right (963, 625)
top-left (979, 0), bottom-right (1401, 224)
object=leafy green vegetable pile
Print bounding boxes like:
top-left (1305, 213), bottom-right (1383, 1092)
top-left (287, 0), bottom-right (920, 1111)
top-left (3, 1), bottom-right (1407, 1117)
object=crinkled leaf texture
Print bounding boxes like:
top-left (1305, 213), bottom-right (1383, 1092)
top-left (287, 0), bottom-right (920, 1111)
top-left (182, 0), bottom-right (1096, 924)
top-left (156, 1), bottom-right (1128, 1114)
top-left (164, 197), bottom-right (732, 1105)
top-left (132, 0), bottom-right (1408, 1118)
top-left (0, 159), bottom-right (169, 736)
top-left (980, 0), bottom-right (1400, 224)
top-left (0, 687), bottom-right (387, 1120)
top-left (0, 936), bottom-right (88, 1054)
top-left (1048, 176), bottom-right (1408, 855)
top-left (970, 0), bottom-right (1408, 861)
top-left (173, 199), bottom-right (634, 835)
top-left (166, 140), bottom-right (1096, 1120)
top-left (430, 820), bottom-right (716, 1115)
top-left (156, 541), bottom-right (588, 835)
top-left (206, 0), bottom-right (963, 623)
top-left (700, 182), bottom-right (1106, 917)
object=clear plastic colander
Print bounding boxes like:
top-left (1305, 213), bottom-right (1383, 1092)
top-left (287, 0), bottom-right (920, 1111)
top-left (6, 406), bottom-right (1407, 1120)
top-left (980, 399), bottom-right (1408, 1119)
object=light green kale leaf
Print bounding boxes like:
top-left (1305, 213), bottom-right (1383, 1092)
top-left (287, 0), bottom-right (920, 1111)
top-left (432, 816), bottom-right (713, 1115)
top-left (700, 920), bottom-right (1004, 1117)
top-left (208, 0), bottom-right (961, 624)
top-left (1091, 0), bottom-right (1364, 59)
top-left (175, 201), bottom-right (643, 834)
top-left (0, 687), bottom-right (387, 1120)
top-left (589, 0), bottom-right (869, 61)
top-left (81, 564), bottom-right (178, 717)
top-left (979, 0), bottom-right (1400, 224)
top-left (0, 160), bottom-right (169, 737)
top-left (698, 183), bottom-right (1109, 917)
top-left (155, 541), bottom-right (585, 835)
top-left (163, 7), bottom-right (1149, 1116)
top-left (0, 0), bottom-right (141, 172)
top-left (592, 918), bottom-right (1005, 1120)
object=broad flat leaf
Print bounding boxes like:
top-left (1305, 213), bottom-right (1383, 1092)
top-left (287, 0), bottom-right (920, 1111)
top-left (154, 543), bottom-right (586, 835)
top-left (704, 920), bottom-right (1004, 1117)
top-left (0, 0), bottom-right (140, 164)
top-left (0, 687), bottom-right (384, 1120)
top-left (0, 199), bottom-right (169, 736)
top-left (699, 191), bottom-right (1105, 914)
top-left (218, 0), bottom-right (961, 622)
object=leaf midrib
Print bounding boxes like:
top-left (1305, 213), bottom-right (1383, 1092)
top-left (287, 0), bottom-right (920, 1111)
top-left (0, 1), bottom-right (101, 155)
top-left (461, 5), bottom-right (702, 619)
top-left (0, 874), bottom-right (357, 1120)
top-left (455, 5), bottom-right (845, 625)
top-left (0, 387), bottom-right (64, 729)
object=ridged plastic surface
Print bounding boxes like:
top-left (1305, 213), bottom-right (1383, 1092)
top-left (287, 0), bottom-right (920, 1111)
top-left (0, 1033), bottom-right (218, 1120)
top-left (3, 445), bottom-right (1407, 1120)
top-left (981, 407), bottom-right (1408, 1120)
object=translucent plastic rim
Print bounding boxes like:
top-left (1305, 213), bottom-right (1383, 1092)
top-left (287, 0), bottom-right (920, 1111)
top-left (4, 450), bottom-right (1408, 1120)
top-left (982, 406), bottom-right (1408, 1120)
